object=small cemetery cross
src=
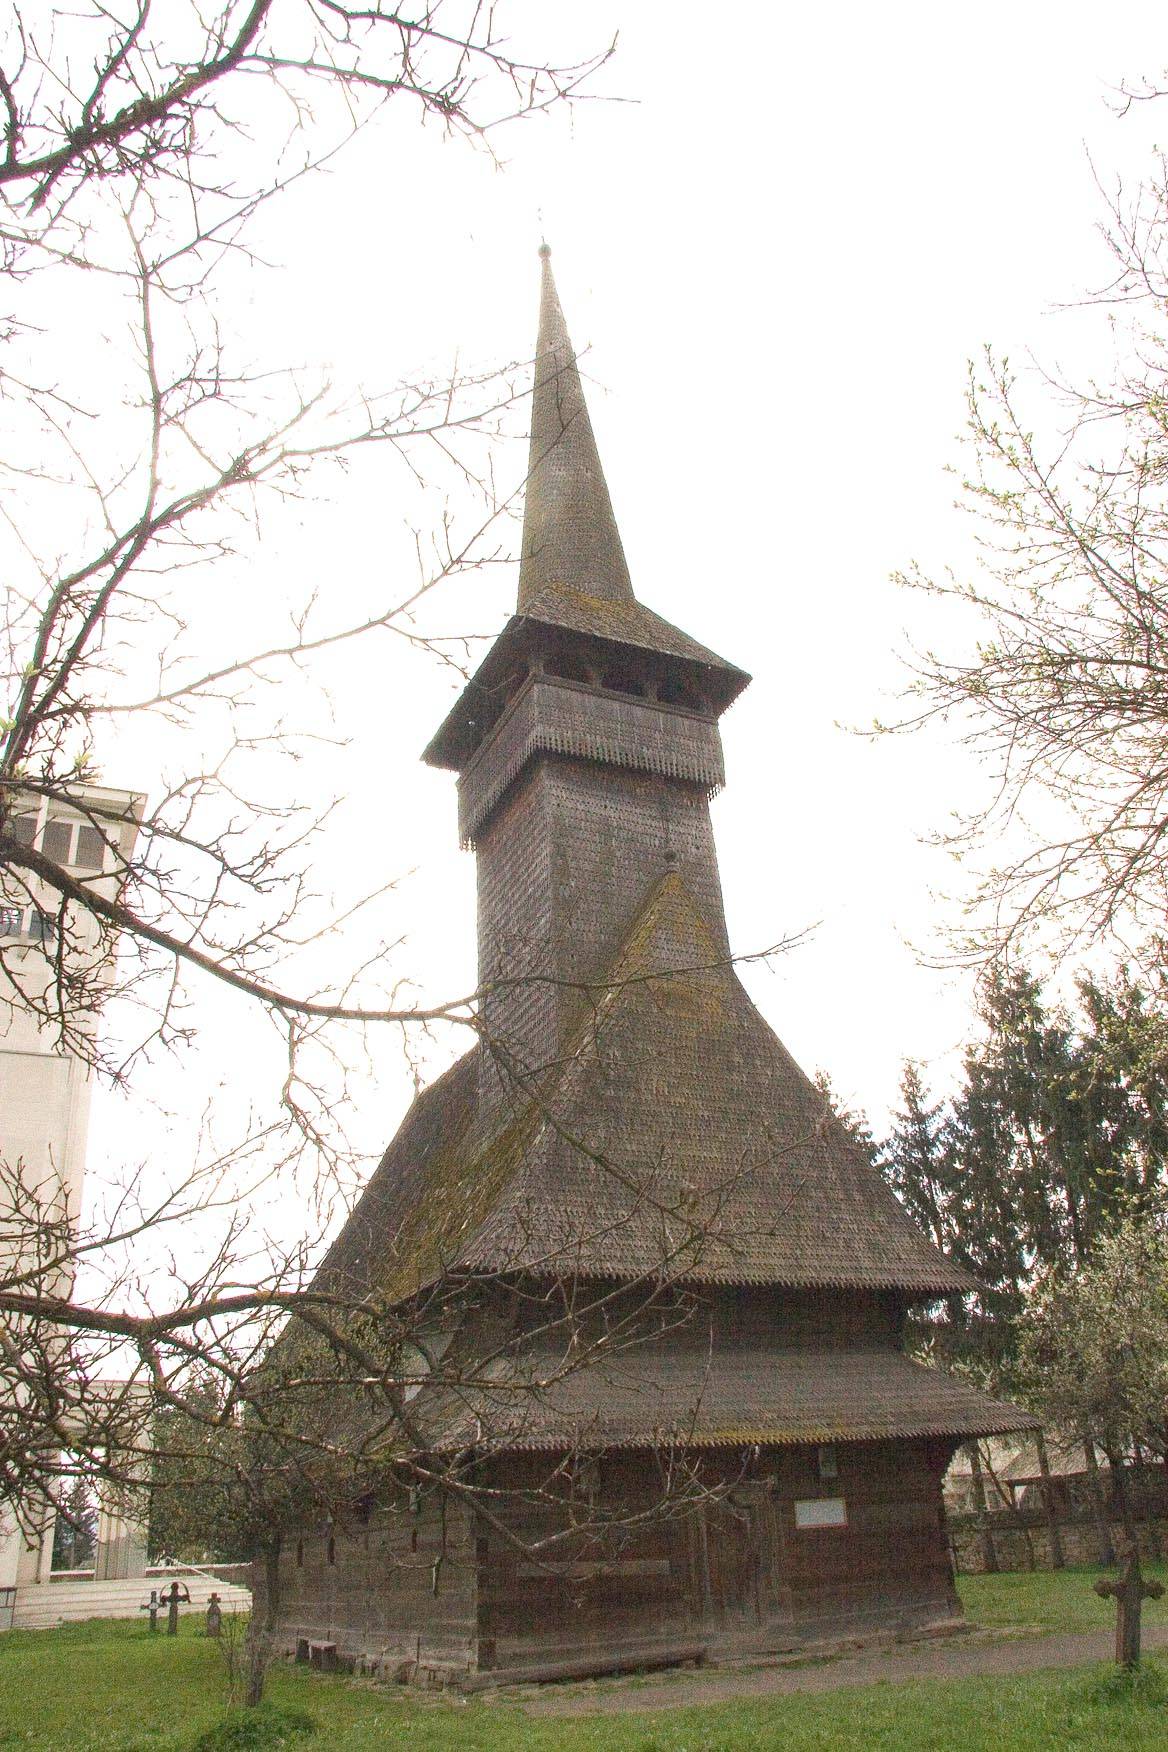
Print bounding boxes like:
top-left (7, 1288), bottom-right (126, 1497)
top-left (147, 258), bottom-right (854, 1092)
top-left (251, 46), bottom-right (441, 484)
top-left (205, 1592), bottom-right (222, 1639)
top-left (139, 1588), bottom-right (160, 1633)
top-left (163, 1579), bottom-right (191, 1637)
top-left (1093, 1539), bottom-right (1165, 1668)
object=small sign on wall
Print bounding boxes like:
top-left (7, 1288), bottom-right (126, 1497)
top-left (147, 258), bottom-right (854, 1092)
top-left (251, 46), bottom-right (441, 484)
top-left (794, 1497), bottom-right (848, 1529)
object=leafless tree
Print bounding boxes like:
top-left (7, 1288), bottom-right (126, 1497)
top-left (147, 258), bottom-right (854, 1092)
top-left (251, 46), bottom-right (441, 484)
top-left (0, 0), bottom-right (679, 1651)
top-left (885, 88), bottom-right (1168, 970)
top-left (1, 2), bottom-right (614, 1065)
top-left (1, 1088), bottom-right (773, 1703)
top-left (0, 13), bottom-right (810, 1707)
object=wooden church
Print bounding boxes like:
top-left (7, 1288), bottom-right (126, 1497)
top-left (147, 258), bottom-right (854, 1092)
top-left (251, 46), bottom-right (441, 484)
top-left (260, 249), bottom-right (1031, 1683)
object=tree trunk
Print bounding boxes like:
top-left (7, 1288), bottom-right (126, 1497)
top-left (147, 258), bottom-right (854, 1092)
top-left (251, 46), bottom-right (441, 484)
top-left (1107, 1450), bottom-right (1138, 1546)
top-left (245, 1537), bottom-right (281, 1708)
top-left (966, 1441), bottom-right (999, 1574)
top-left (1134, 1445), bottom-right (1162, 1560)
top-left (1034, 1429), bottom-right (1065, 1570)
top-left (1084, 1439), bottom-right (1115, 1566)
top-left (983, 1446), bottom-right (1036, 1570)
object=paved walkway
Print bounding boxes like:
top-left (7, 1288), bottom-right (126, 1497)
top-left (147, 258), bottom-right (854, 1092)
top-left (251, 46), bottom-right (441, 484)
top-left (518, 1623), bottom-right (1168, 1717)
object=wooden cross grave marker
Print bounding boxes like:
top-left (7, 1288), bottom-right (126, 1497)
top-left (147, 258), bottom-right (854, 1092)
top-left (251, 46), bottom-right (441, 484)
top-left (162, 1578), bottom-right (191, 1637)
top-left (1093, 1539), bottom-right (1164, 1668)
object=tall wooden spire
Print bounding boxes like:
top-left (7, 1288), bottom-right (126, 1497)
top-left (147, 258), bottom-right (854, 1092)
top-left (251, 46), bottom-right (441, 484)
top-left (424, 250), bottom-right (750, 779)
top-left (272, 246), bottom-right (1037, 1692)
top-left (518, 246), bottom-right (635, 610)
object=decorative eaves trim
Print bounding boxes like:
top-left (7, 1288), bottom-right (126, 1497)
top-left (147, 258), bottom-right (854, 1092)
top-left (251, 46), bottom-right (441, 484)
top-left (457, 676), bottom-right (725, 848)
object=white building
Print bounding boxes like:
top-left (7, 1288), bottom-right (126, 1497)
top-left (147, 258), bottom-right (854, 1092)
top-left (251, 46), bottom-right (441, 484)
top-left (0, 783), bottom-right (147, 1616)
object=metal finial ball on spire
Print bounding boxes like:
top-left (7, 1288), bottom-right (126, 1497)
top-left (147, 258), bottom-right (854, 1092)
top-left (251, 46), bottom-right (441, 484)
top-left (538, 241), bottom-right (551, 260)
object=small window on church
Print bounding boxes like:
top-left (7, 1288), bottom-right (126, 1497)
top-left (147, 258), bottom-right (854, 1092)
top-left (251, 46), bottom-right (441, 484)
top-left (398, 1327), bottom-right (455, 1402)
top-left (794, 1497), bottom-right (847, 1530)
top-left (8, 814), bottom-right (37, 847)
top-left (0, 905), bottom-right (22, 937)
top-left (818, 1444), bottom-right (839, 1481)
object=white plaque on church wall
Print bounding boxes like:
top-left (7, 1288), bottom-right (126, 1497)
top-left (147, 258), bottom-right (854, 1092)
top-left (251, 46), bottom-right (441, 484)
top-left (794, 1497), bottom-right (847, 1529)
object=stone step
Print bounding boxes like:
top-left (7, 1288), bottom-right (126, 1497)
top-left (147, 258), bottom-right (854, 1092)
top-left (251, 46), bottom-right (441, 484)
top-left (12, 1571), bottom-right (251, 1629)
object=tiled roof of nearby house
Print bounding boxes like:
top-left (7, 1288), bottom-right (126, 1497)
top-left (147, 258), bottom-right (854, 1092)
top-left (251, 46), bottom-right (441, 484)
top-left (1000, 1438), bottom-right (1093, 1482)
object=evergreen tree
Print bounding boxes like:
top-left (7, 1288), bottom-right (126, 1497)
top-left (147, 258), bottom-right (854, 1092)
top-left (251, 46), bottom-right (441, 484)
top-left (881, 1062), bottom-right (953, 1257)
top-left (1073, 970), bottom-right (1168, 1224)
top-left (814, 1070), bottom-right (877, 1161)
top-left (879, 966), bottom-right (1168, 1383)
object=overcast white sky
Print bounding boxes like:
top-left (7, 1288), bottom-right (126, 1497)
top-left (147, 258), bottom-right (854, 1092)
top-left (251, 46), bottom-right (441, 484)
top-left (82, 2), bottom-right (1168, 1213)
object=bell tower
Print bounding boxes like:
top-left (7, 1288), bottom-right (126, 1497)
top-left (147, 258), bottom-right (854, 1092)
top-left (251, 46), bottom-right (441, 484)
top-left (423, 249), bottom-right (750, 1089)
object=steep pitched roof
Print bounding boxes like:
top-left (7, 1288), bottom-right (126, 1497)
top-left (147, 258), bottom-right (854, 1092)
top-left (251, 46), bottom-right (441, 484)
top-left (312, 1049), bottom-right (481, 1303)
top-left (517, 582), bottom-right (738, 673)
top-left (333, 875), bottom-right (973, 1303)
top-left (460, 875), bottom-right (972, 1293)
top-left (518, 245), bottom-right (635, 610)
top-left (516, 249), bottom-right (746, 682)
top-left (424, 252), bottom-right (747, 774)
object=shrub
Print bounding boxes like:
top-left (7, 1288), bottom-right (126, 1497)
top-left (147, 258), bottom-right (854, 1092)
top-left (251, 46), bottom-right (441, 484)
top-left (189, 1703), bottom-right (317, 1751)
top-left (1080, 1659), bottom-right (1168, 1708)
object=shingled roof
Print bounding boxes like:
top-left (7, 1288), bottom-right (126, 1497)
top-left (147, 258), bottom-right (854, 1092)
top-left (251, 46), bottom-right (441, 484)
top-left (321, 875), bottom-right (973, 1304)
top-left (424, 252), bottom-right (748, 773)
top-left (308, 248), bottom-right (1031, 1466)
top-left (416, 1341), bottom-right (1038, 1453)
top-left (515, 251), bottom-right (745, 675)
top-left (518, 244), bottom-right (633, 611)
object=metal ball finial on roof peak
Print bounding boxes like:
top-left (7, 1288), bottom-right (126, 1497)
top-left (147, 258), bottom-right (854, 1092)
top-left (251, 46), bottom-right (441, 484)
top-left (538, 241), bottom-right (551, 260)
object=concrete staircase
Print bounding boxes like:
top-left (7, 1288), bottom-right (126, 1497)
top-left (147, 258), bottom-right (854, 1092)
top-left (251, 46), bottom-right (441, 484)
top-left (12, 1567), bottom-right (251, 1629)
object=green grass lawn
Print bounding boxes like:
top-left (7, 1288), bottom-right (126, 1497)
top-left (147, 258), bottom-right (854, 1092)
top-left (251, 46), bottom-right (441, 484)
top-left (1, 1569), bottom-right (1166, 1752)
top-left (961, 1560), bottom-right (1168, 1632)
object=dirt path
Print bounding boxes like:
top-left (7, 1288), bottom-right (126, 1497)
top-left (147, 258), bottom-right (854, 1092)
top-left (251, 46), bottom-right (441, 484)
top-left (516, 1623), bottom-right (1168, 1717)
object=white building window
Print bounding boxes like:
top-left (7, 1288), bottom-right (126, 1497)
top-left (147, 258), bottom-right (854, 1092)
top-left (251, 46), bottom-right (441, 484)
top-left (41, 819), bottom-right (74, 864)
top-left (27, 908), bottom-right (56, 945)
top-left (74, 825), bottom-right (106, 871)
